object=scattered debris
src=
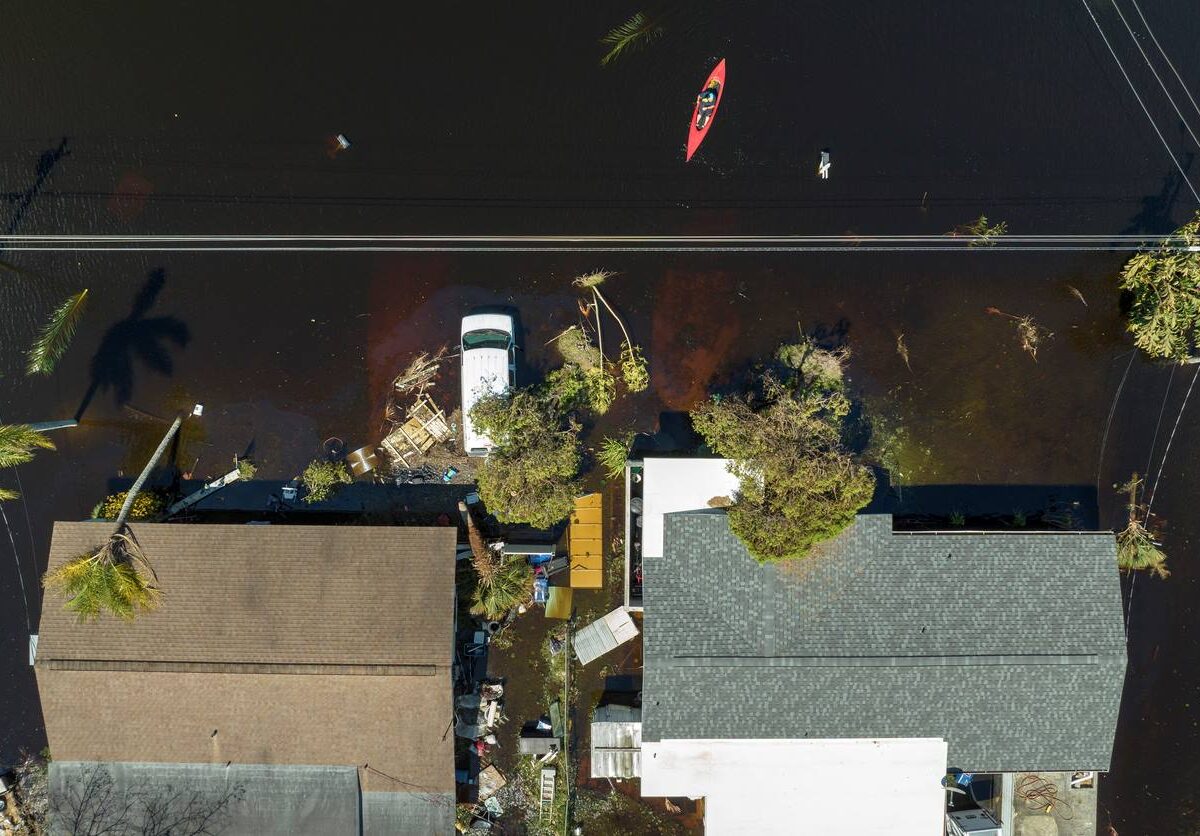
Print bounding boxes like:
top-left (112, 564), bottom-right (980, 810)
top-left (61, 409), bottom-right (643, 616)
top-left (895, 332), bottom-right (912, 371)
top-left (985, 307), bottom-right (1052, 361)
top-left (1067, 284), bottom-right (1088, 306)
top-left (953, 215), bottom-right (1008, 246)
top-left (381, 394), bottom-right (453, 468)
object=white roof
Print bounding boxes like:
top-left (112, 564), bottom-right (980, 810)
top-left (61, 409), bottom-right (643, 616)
top-left (641, 457), bottom-right (740, 558)
top-left (461, 313), bottom-right (514, 337)
top-left (641, 737), bottom-right (947, 835)
top-left (573, 607), bottom-right (639, 666)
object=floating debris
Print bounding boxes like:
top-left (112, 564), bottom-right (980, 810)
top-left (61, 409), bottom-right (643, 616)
top-left (985, 307), bottom-right (1052, 361)
top-left (1066, 284), bottom-right (1088, 306)
top-left (895, 333), bottom-right (912, 372)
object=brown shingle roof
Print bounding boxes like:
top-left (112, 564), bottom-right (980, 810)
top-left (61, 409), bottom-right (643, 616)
top-left (36, 522), bottom-right (457, 792)
top-left (38, 522), bottom-right (455, 667)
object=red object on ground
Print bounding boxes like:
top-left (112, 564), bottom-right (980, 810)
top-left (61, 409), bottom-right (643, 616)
top-left (685, 58), bottom-right (726, 161)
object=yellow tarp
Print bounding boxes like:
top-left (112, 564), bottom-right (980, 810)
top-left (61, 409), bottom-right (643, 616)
top-left (569, 493), bottom-right (603, 589)
top-left (545, 585), bottom-right (573, 619)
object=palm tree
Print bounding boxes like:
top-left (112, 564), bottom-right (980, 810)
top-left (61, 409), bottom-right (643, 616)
top-left (1115, 474), bottom-right (1169, 579)
top-left (0, 424), bottom-right (55, 501)
top-left (26, 289), bottom-right (89, 376)
top-left (44, 416), bottom-right (181, 620)
top-left (599, 10), bottom-right (666, 66)
top-left (0, 259), bottom-right (90, 377)
top-left (469, 555), bottom-right (532, 621)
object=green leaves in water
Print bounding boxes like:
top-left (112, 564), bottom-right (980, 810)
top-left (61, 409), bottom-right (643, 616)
top-left (26, 289), bottom-right (89, 376)
top-left (600, 11), bottom-right (664, 66)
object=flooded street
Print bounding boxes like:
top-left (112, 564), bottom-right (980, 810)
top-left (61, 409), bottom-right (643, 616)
top-left (3, 1), bottom-right (1200, 833)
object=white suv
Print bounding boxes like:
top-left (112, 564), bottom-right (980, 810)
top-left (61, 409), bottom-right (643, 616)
top-left (460, 313), bottom-right (516, 457)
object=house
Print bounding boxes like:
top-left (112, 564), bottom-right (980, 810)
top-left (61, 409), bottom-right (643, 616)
top-left (35, 522), bottom-right (457, 834)
top-left (638, 484), bottom-right (1127, 834)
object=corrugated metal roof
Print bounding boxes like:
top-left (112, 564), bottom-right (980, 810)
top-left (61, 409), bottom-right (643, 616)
top-left (49, 762), bottom-right (361, 835)
top-left (574, 608), bottom-right (639, 666)
top-left (591, 704), bottom-right (642, 778)
top-left (642, 511), bottom-right (1127, 772)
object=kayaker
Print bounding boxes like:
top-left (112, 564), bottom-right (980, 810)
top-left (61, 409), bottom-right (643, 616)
top-left (695, 84), bottom-right (719, 130)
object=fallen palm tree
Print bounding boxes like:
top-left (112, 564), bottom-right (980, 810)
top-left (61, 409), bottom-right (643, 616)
top-left (44, 416), bottom-right (181, 620)
top-left (1116, 474), bottom-right (1168, 579)
top-left (573, 271), bottom-right (650, 393)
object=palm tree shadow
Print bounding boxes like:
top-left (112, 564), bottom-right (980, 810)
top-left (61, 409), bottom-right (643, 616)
top-left (74, 269), bottom-right (190, 421)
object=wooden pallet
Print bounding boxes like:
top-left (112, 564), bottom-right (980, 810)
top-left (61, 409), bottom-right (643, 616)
top-left (381, 394), bottom-right (452, 467)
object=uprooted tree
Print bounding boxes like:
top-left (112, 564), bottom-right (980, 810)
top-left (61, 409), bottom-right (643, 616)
top-left (690, 333), bottom-right (876, 563)
top-left (1120, 212), bottom-right (1200, 362)
top-left (470, 387), bottom-right (582, 529)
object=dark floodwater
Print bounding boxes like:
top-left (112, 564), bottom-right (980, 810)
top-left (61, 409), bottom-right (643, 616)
top-left (2, 3), bottom-right (1200, 835)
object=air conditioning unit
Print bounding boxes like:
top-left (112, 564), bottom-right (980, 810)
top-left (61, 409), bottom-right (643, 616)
top-left (946, 809), bottom-right (1002, 836)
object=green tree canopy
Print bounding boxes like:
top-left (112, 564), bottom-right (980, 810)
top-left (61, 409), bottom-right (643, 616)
top-left (1120, 213), bottom-right (1200, 362)
top-left (470, 387), bottom-right (582, 529)
top-left (690, 336), bottom-right (876, 563)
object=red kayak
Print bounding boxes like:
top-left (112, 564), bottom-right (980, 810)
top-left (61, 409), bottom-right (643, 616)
top-left (686, 59), bottom-right (726, 161)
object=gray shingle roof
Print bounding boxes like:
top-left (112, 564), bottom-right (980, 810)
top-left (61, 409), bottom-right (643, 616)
top-left (642, 511), bottom-right (1127, 772)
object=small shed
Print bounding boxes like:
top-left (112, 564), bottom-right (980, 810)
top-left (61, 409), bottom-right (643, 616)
top-left (590, 704), bottom-right (642, 778)
top-left (573, 607), bottom-right (639, 666)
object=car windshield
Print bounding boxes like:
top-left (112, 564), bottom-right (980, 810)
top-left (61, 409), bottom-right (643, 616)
top-left (462, 328), bottom-right (511, 351)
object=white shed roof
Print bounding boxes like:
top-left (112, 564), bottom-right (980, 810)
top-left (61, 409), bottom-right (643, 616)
top-left (641, 458), bottom-right (739, 559)
top-left (573, 608), bottom-right (639, 666)
top-left (641, 737), bottom-right (948, 835)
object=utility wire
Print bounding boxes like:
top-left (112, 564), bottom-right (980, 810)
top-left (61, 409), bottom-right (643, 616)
top-left (1109, 0), bottom-right (1200, 154)
top-left (1146, 362), bottom-right (1200, 516)
top-left (1078, 0), bottom-right (1200, 204)
top-left (1127, 0), bottom-right (1200, 123)
top-left (0, 233), bottom-right (1196, 253)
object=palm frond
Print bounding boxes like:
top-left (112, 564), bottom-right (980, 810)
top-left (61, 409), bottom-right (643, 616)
top-left (600, 12), bottom-right (663, 66)
top-left (469, 557), bottom-right (532, 620)
top-left (597, 435), bottom-right (632, 481)
top-left (0, 487), bottom-right (19, 502)
top-left (43, 530), bottom-right (161, 621)
top-left (26, 289), bottom-right (89, 376)
top-left (0, 424), bottom-right (55, 469)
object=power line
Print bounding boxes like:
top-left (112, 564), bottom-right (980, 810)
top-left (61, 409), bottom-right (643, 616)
top-left (1127, 0), bottom-right (1200, 123)
top-left (1147, 362), bottom-right (1200, 516)
top-left (1077, 0), bottom-right (1200, 204)
top-left (1108, 0), bottom-right (1200, 154)
top-left (0, 232), bottom-right (1196, 253)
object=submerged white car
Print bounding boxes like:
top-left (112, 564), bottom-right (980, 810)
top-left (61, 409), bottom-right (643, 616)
top-left (460, 313), bottom-right (516, 457)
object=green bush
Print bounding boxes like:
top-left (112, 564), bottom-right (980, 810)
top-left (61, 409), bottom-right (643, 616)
top-left (301, 460), bottom-right (352, 503)
top-left (91, 491), bottom-right (166, 521)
